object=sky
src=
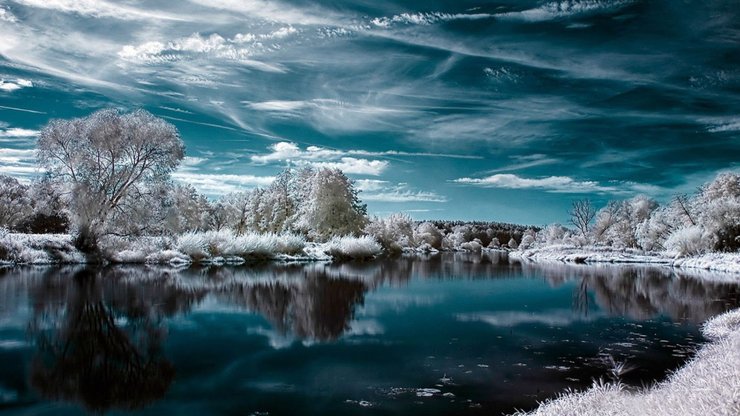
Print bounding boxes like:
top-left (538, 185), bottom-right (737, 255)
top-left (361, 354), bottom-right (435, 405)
top-left (0, 0), bottom-right (738, 225)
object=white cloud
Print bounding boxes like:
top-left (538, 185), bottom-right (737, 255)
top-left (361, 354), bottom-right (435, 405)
top-left (251, 141), bottom-right (479, 170)
top-left (497, 0), bottom-right (634, 23)
top-left (453, 173), bottom-right (615, 193)
top-left (0, 6), bottom-right (18, 22)
top-left (172, 172), bottom-right (275, 195)
top-left (355, 179), bottom-right (446, 202)
top-left (246, 99), bottom-right (420, 133)
top-left (250, 142), bottom-right (387, 175)
top-left (370, 12), bottom-right (493, 28)
top-left (12, 0), bottom-right (188, 21)
top-left (118, 32), bottom-right (288, 73)
top-left (0, 78), bottom-right (33, 92)
top-left (707, 119), bottom-right (740, 133)
top-left (361, 189), bottom-right (447, 203)
top-left (0, 148), bottom-right (38, 177)
top-left (247, 100), bottom-right (308, 112)
top-left (187, 0), bottom-right (337, 26)
top-left (311, 157), bottom-right (388, 176)
top-left (453, 173), bottom-right (664, 196)
top-left (0, 128), bottom-right (39, 138)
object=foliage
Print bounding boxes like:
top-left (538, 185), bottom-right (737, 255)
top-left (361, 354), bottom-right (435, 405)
top-left (37, 109), bottom-right (185, 252)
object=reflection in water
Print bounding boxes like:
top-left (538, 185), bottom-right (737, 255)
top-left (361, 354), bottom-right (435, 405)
top-left (0, 254), bottom-right (739, 414)
top-left (22, 267), bottom-right (205, 412)
top-left (215, 268), bottom-right (367, 341)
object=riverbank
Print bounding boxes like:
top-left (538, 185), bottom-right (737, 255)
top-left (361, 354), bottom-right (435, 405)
top-left (0, 232), bottom-right (382, 265)
top-left (510, 245), bottom-right (740, 274)
top-left (513, 307), bottom-right (740, 416)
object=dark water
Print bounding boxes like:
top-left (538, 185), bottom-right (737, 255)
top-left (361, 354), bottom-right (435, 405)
top-left (1, 253), bottom-right (739, 416)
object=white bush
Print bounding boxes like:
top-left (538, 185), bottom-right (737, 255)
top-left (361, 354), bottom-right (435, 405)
top-left (323, 235), bottom-right (382, 260)
top-left (664, 226), bottom-right (713, 257)
top-left (176, 231), bottom-right (210, 260)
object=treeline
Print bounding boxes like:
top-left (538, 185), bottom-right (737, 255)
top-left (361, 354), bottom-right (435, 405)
top-left (529, 172), bottom-right (740, 256)
top-left (364, 213), bottom-right (536, 254)
top-left (0, 109), bottom-right (368, 255)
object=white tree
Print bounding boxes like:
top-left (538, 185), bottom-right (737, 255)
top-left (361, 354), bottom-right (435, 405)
top-left (414, 222), bottom-right (443, 250)
top-left (163, 184), bottom-right (211, 234)
top-left (260, 169), bottom-right (299, 233)
top-left (218, 190), bottom-right (254, 235)
top-left (694, 172), bottom-right (740, 252)
top-left (538, 223), bottom-right (568, 246)
top-left (365, 213), bottom-right (414, 254)
top-left (293, 168), bottom-right (367, 240)
top-left (37, 109), bottom-right (184, 251)
top-left (0, 175), bottom-right (32, 230)
top-left (594, 195), bottom-right (657, 248)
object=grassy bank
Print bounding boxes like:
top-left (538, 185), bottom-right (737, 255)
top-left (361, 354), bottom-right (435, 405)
top-left (514, 308), bottom-right (740, 416)
top-left (0, 231), bottom-right (382, 265)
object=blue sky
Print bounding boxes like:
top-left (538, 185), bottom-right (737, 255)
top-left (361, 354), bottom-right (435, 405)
top-left (0, 0), bottom-right (738, 225)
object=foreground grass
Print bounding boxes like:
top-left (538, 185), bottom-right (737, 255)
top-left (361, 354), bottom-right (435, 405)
top-left (514, 308), bottom-right (740, 416)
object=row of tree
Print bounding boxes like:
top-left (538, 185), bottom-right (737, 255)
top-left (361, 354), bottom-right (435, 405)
top-left (0, 109), bottom-right (368, 254)
top-left (557, 172), bottom-right (740, 255)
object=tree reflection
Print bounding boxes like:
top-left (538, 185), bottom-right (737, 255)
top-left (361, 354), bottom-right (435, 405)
top-left (215, 268), bottom-right (367, 341)
top-left (27, 267), bottom-right (205, 412)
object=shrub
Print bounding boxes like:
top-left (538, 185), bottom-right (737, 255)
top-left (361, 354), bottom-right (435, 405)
top-left (323, 236), bottom-right (382, 260)
top-left (664, 226), bottom-right (713, 257)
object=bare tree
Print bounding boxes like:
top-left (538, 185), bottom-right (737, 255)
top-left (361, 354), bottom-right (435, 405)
top-left (37, 109), bottom-right (184, 252)
top-left (569, 199), bottom-right (596, 237)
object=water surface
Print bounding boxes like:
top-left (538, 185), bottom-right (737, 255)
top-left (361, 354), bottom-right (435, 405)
top-left (1, 253), bottom-right (738, 415)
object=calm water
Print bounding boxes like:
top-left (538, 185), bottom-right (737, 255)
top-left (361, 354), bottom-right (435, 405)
top-left (1, 253), bottom-right (739, 415)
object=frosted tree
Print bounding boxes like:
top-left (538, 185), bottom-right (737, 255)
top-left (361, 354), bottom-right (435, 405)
top-left (538, 223), bottom-right (568, 246)
top-left (0, 175), bottom-right (32, 230)
top-left (569, 199), bottom-right (596, 237)
top-left (218, 191), bottom-right (253, 235)
top-left (414, 222), bottom-right (444, 250)
top-left (519, 228), bottom-right (537, 250)
top-left (365, 213), bottom-right (414, 254)
top-left (294, 168), bottom-right (367, 240)
top-left (694, 172), bottom-right (740, 252)
top-left (260, 169), bottom-right (299, 233)
top-left (37, 109), bottom-right (184, 252)
top-left (163, 184), bottom-right (210, 234)
top-left (593, 196), bottom-right (657, 248)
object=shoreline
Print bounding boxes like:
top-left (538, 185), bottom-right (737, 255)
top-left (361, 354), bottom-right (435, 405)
top-left (513, 307), bottom-right (740, 416)
top-left (510, 245), bottom-right (740, 275)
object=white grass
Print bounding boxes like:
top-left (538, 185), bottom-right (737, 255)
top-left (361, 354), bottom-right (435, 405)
top-left (513, 308), bottom-right (740, 416)
top-left (0, 233), bottom-right (84, 264)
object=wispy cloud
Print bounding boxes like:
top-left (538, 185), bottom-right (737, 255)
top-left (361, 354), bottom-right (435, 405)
top-left (12, 0), bottom-right (189, 21)
top-left (485, 154), bottom-right (560, 174)
top-left (0, 127), bottom-right (39, 138)
top-left (356, 179), bottom-right (446, 202)
top-left (0, 148), bottom-right (38, 178)
top-left (172, 171), bottom-right (275, 195)
top-left (118, 32), bottom-right (290, 73)
top-left (453, 173), bottom-right (616, 193)
top-left (453, 173), bottom-right (664, 196)
top-left (251, 142), bottom-right (479, 170)
top-left (496, 0), bottom-right (635, 23)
